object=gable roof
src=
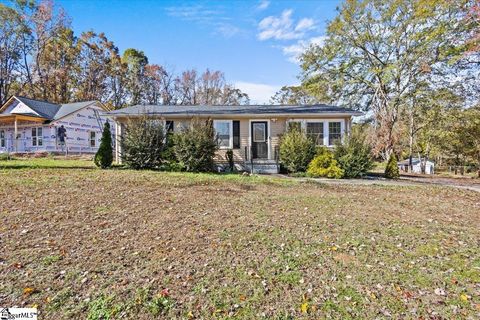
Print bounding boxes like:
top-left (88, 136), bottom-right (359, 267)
top-left (1, 96), bottom-right (100, 121)
top-left (15, 96), bottom-right (60, 119)
top-left (106, 104), bottom-right (363, 117)
top-left (53, 101), bottom-right (96, 120)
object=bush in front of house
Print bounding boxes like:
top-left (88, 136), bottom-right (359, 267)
top-left (121, 116), bottom-right (165, 170)
top-left (172, 118), bottom-right (218, 172)
top-left (307, 147), bottom-right (344, 179)
top-left (225, 149), bottom-right (235, 172)
top-left (384, 153), bottom-right (400, 179)
top-left (94, 121), bottom-right (113, 169)
top-left (279, 127), bottom-right (316, 173)
top-left (334, 134), bottom-right (374, 178)
top-left (159, 132), bottom-right (182, 171)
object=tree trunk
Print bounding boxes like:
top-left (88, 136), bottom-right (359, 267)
top-left (408, 108), bottom-right (415, 173)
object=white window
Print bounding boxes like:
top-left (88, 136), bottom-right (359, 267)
top-left (0, 130), bottom-right (5, 148)
top-left (306, 122), bottom-right (324, 145)
top-left (89, 131), bottom-right (96, 147)
top-left (32, 127), bottom-right (43, 147)
top-left (328, 122), bottom-right (342, 145)
top-left (213, 120), bottom-right (232, 149)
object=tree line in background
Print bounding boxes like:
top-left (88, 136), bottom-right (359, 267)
top-left (0, 0), bottom-right (249, 108)
top-left (271, 0), bottom-right (480, 173)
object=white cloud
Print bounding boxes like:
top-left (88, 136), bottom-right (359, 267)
top-left (282, 36), bottom-right (326, 63)
top-left (166, 5), bottom-right (241, 38)
top-left (257, 9), bottom-right (316, 41)
top-left (257, 0), bottom-right (270, 11)
top-left (215, 23), bottom-right (242, 38)
top-left (165, 5), bottom-right (227, 23)
top-left (295, 18), bottom-right (315, 32)
top-left (234, 82), bottom-right (281, 104)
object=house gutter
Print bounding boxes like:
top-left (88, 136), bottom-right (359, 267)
top-left (104, 112), bottom-right (364, 119)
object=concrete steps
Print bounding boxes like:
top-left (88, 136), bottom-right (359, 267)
top-left (244, 160), bottom-right (279, 174)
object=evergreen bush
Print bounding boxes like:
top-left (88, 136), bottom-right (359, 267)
top-left (94, 121), bottom-right (113, 169)
top-left (334, 134), bottom-right (373, 178)
top-left (172, 118), bottom-right (218, 172)
top-left (384, 154), bottom-right (400, 179)
top-left (121, 116), bottom-right (165, 170)
top-left (279, 127), bottom-right (316, 173)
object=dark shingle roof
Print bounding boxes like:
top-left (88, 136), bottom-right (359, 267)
top-left (15, 96), bottom-right (60, 119)
top-left (106, 104), bottom-right (363, 117)
top-left (11, 96), bottom-right (96, 120)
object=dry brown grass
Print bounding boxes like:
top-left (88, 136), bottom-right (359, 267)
top-left (1, 160), bottom-right (479, 319)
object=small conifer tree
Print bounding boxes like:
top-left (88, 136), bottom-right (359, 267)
top-left (384, 153), bottom-right (400, 179)
top-left (94, 121), bottom-right (113, 169)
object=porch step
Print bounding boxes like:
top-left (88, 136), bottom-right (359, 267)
top-left (244, 161), bottom-right (279, 174)
top-left (215, 161), bottom-right (279, 174)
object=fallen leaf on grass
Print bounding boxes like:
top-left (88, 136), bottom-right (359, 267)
top-left (460, 294), bottom-right (469, 302)
top-left (300, 302), bottom-right (308, 313)
top-left (23, 287), bottom-right (36, 296)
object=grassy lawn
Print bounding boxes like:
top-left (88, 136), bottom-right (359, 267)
top-left (1, 159), bottom-right (479, 319)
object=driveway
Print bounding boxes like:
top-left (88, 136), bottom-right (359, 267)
top-left (278, 174), bottom-right (480, 193)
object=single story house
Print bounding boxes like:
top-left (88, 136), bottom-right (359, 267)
top-left (398, 158), bottom-right (435, 174)
top-left (0, 96), bottom-right (112, 154)
top-left (106, 104), bottom-right (362, 173)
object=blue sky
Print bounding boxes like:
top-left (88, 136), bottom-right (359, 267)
top-left (41, 0), bottom-right (341, 103)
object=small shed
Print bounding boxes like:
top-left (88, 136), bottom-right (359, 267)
top-left (398, 158), bottom-right (435, 174)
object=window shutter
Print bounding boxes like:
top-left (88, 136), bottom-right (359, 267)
top-left (233, 120), bottom-right (240, 149)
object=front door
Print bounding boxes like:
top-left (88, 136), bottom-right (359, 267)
top-left (251, 121), bottom-right (268, 159)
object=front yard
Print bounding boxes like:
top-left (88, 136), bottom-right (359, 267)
top-left (0, 159), bottom-right (479, 319)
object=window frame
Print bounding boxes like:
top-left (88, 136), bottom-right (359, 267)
top-left (0, 129), bottom-right (5, 148)
top-left (306, 122), bottom-right (324, 146)
top-left (89, 131), bottom-right (96, 147)
top-left (286, 119), bottom-right (345, 147)
top-left (328, 121), bottom-right (342, 146)
top-left (32, 127), bottom-right (43, 147)
top-left (213, 120), bottom-right (233, 149)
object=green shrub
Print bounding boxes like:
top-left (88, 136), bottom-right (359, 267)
top-left (172, 118), bottom-right (218, 172)
top-left (94, 121), bottom-right (113, 169)
top-left (307, 147), bottom-right (344, 179)
top-left (334, 134), bottom-right (373, 178)
top-left (225, 149), bottom-right (234, 172)
top-left (121, 116), bottom-right (165, 170)
top-left (279, 127), bottom-right (316, 173)
top-left (384, 154), bottom-right (400, 179)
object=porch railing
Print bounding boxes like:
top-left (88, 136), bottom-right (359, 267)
top-left (243, 145), bottom-right (280, 173)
